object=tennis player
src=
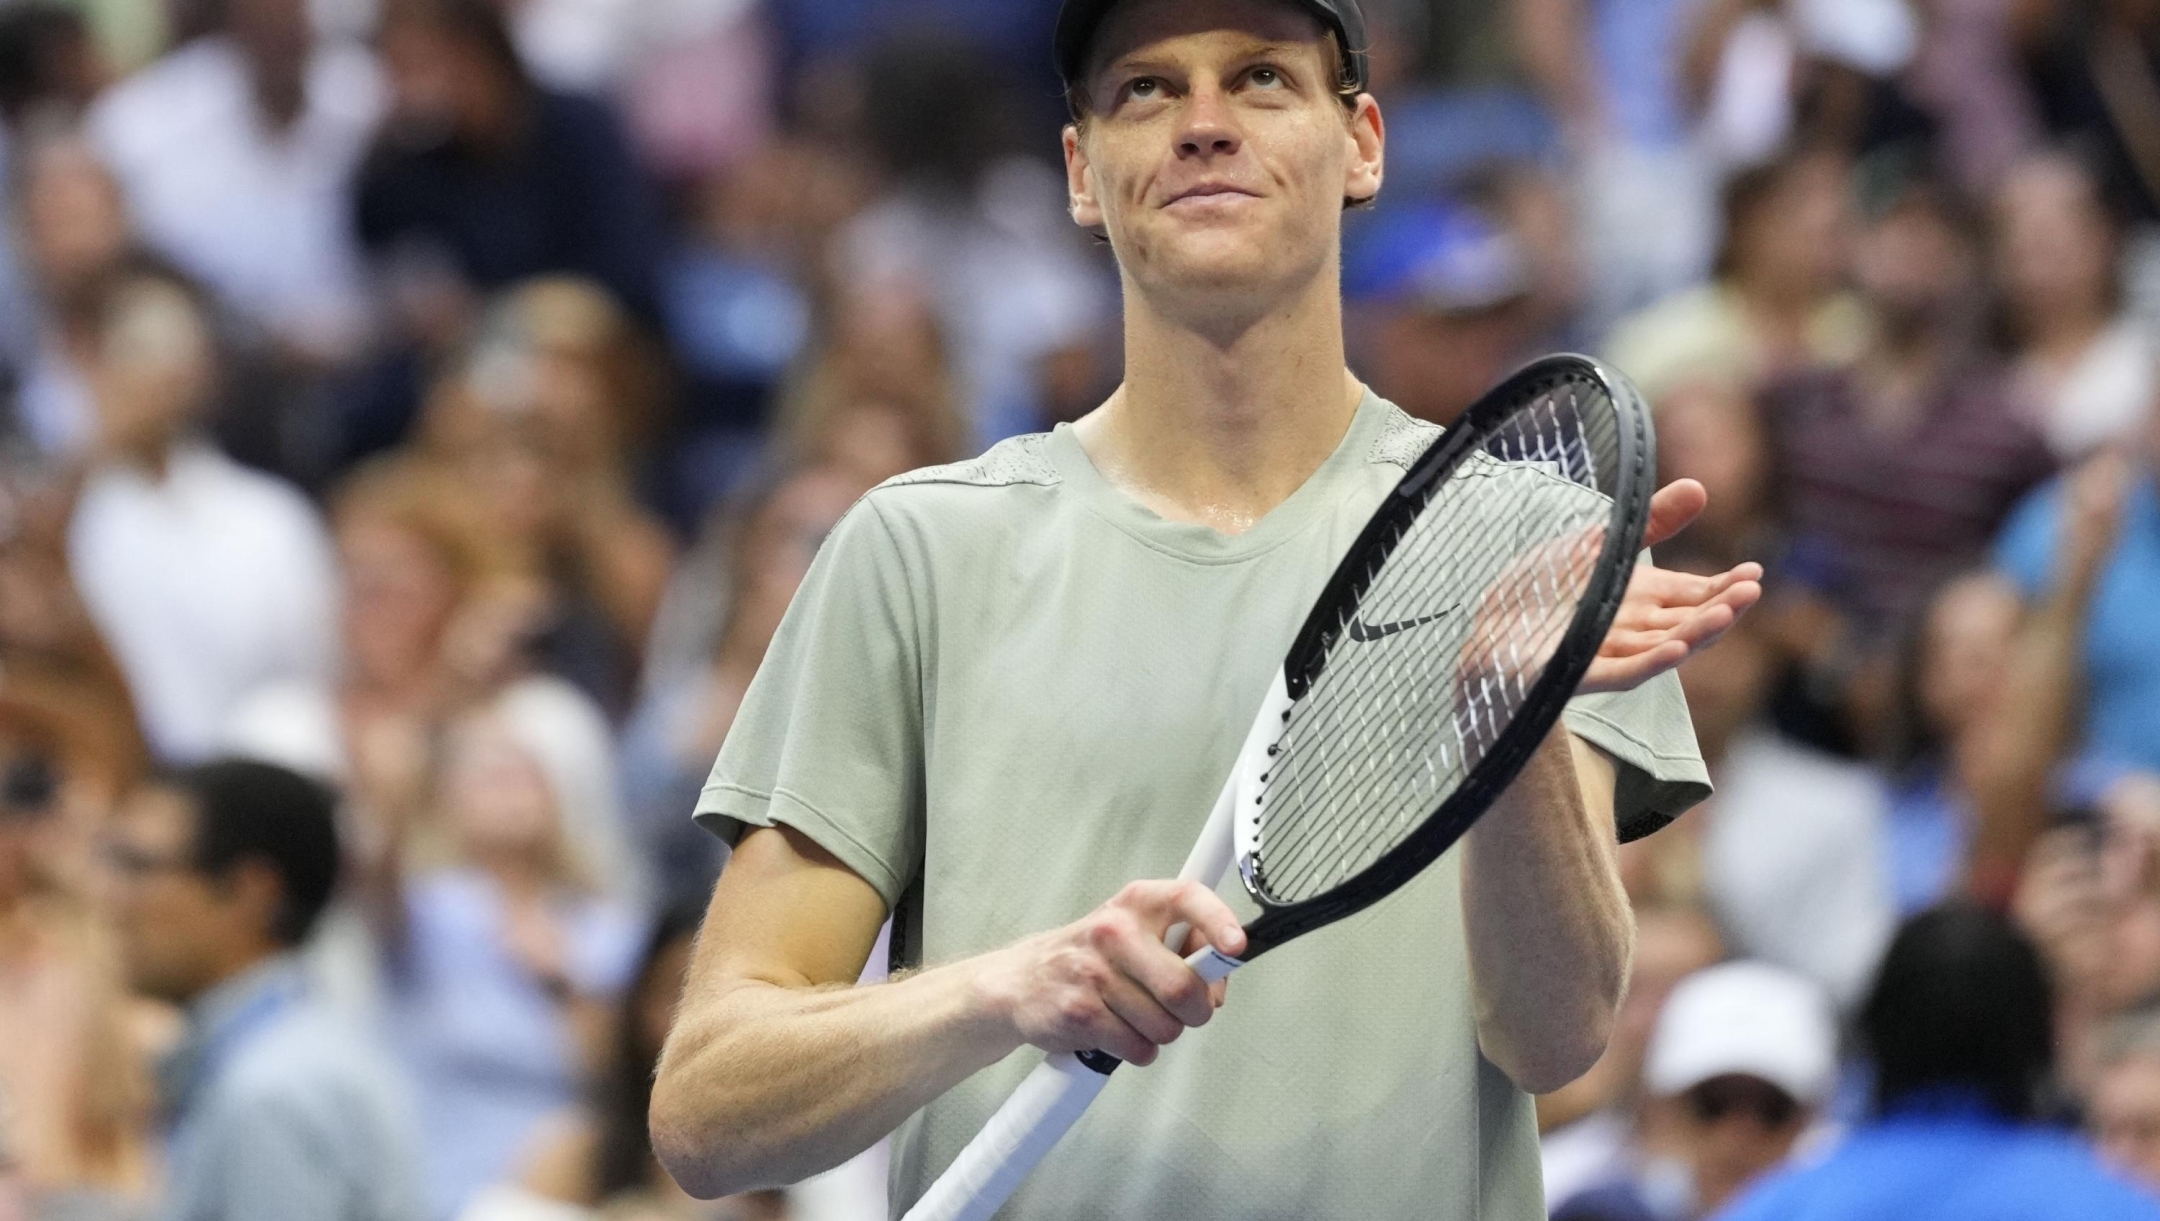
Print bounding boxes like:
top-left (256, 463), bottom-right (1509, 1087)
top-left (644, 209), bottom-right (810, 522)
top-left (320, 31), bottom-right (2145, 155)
top-left (652, 0), bottom-right (1760, 1216)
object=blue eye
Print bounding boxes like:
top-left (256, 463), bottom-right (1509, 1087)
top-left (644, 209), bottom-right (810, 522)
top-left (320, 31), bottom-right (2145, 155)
top-left (1249, 67), bottom-right (1283, 88)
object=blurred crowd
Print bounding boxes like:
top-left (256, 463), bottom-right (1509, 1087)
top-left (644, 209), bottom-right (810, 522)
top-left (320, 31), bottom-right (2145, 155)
top-left (0, 0), bottom-right (2152, 1218)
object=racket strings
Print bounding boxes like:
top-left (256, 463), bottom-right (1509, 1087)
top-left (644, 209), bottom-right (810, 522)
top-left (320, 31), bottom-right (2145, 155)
top-left (1251, 378), bottom-right (1620, 905)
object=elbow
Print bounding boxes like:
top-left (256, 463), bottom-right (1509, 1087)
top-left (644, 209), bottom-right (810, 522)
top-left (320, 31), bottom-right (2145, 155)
top-left (650, 1066), bottom-right (756, 1200)
top-left (1489, 1013), bottom-right (1615, 1096)
top-left (1480, 998), bottom-right (1618, 1096)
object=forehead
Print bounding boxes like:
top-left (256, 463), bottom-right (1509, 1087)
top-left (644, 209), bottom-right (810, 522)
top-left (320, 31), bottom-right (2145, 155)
top-left (1087, 0), bottom-right (1328, 77)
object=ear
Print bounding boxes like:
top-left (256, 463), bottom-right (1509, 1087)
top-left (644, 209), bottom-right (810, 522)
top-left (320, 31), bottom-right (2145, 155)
top-left (1345, 94), bottom-right (1385, 204)
top-left (1064, 123), bottom-right (1105, 232)
top-left (223, 858), bottom-right (288, 945)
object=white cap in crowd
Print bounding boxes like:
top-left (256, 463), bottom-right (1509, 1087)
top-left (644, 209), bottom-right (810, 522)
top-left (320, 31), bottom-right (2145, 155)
top-left (1644, 960), bottom-right (1839, 1106)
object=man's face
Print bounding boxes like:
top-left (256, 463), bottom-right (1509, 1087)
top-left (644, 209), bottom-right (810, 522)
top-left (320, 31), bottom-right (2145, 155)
top-left (1665, 1074), bottom-right (1808, 1214)
top-left (1063, 0), bottom-right (1383, 313)
top-left (102, 787), bottom-right (244, 1005)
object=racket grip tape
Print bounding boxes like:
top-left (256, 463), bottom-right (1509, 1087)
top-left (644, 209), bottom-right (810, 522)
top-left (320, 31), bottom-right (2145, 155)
top-left (898, 1052), bottom-right (1112, 1221)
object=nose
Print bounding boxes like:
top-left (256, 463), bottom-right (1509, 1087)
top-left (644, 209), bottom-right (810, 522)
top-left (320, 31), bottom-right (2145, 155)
top-left (1176, 82), bottom-right (1240, 159)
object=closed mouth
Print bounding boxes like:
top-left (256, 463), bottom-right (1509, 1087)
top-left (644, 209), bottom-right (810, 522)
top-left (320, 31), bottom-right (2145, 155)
top-left (1166, 184), bottom-right (1258, 206)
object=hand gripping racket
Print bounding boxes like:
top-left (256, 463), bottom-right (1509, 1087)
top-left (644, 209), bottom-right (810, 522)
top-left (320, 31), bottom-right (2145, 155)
top-left (902, 354), bottom-right (1656, 1221)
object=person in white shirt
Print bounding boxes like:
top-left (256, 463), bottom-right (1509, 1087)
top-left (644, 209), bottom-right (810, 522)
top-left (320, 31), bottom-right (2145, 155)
top-left (86, 0), bottom-right (384, 364)
top-left (67, 258), bottom-right (337, 763)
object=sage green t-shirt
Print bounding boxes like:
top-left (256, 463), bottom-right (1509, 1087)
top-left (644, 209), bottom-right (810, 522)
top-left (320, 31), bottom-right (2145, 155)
top-left (696, 391), bottom-right (1709, 1221)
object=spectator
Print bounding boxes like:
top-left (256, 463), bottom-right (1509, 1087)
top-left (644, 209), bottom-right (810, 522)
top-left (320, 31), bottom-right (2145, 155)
top-left (407, 299), bottom-right (675, 718)
top-left (1880, 572), bottom-right (2023, 914)
top-left (0, 5), bottom-right (103, 132)
top-left (1344, 198), bottom-right (1538, 427)
top-left (831, 33), bottom-right (1109, 445)
top-left (1716, 904), bottom-right (2160, 1220)
top-left (377, 712), bottom-right (642, 1220)
top-left (0, 4), bottom-right (108, 382)
top-left (1994, 151), bottom-right (2154, 460)
top-left (225, 454), bottom-right (644, 900)
top-left (2094, 1010), bottom-right (2160, 1196)
top-left (1762, 162), bottom-right (2054, 652)
top-left (775, 286), bottom-right (969, 489)
top-left (621, 465), bottom-right (865, 913)
top-left (357, 0), bottom-right (666, 331)
top-left (1556, 961), bottom-right (1837, 1221)
top-left (1603, 149), bottom-right (1868, 405)
top-left (86, 0), bottom-right (384, 365)
top-left (0, 753), bottom-right (153, 1218)
top-left (2013, 776), bottom-right (2160, 1100)
top-left (3, 129), bottom-right (135, 458)
top-left (457, 908), bottom-right (791, 1220)
top-left (1649, 379), bottom-right (1776, 571)
top-left (1996, 388), bottom-right (2160, 779)
top-left (65, 258), bottom-right (338, 763)
top-left (101, 759), bottom-right (421, 1221)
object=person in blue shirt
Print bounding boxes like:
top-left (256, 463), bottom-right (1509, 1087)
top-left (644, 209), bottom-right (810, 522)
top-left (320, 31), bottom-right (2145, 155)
top-left (1995, 422), bottom-right (2160, 776)
top-left (103, 760), bottom-right (422, 1221)
top-left (1715, 904), bottom-right (2160, 1221)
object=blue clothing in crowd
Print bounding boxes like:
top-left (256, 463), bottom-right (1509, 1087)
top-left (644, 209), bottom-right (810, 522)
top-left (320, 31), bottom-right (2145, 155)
top-left (1716, 1100), bottom-right (2160, 1221)
top-left (1995, 473), bottom-right (2160, 776)
top-left (160, 956), bottom-right (421, 1221)
top-left (1883, 766), bottom-right (1969, 915)
top-left (386, 871), bottom-right (642, 1221)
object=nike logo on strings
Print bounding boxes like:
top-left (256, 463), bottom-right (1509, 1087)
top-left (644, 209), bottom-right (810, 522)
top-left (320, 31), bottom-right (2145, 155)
top-left (1347, 611), bottom-right (1452, 642)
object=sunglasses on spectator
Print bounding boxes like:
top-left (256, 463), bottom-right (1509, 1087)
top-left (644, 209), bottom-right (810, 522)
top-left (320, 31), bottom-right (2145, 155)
top-left (100, 841), bottom-right (198, 878)
top-left (1684, 1077), bottom-right (1802, 1128)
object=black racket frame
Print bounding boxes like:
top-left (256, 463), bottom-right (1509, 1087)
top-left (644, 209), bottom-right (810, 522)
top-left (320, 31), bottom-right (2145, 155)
top-left (1237, 353), bottom-right (1656, 960)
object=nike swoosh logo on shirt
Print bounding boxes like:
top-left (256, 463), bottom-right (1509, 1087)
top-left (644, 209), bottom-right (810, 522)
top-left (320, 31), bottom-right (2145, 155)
top-left (1346, 611), bottom-right (1451, 642)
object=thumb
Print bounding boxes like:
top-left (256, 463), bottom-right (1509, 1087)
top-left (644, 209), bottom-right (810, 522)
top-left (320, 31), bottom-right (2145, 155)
top-left (1643, 479), bottom-right (1708, 550)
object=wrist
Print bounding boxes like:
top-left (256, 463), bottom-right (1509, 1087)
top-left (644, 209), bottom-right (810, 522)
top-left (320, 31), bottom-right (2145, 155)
top-left (949, 945), bottom-right (1029, 1057)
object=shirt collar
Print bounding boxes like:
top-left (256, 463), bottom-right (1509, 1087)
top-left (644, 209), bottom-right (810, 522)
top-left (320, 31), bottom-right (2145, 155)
top-left (159, 953), bottom-right (307, 1116)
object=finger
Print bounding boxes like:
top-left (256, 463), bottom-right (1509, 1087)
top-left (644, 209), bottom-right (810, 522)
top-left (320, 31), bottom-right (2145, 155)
top-left (1081, 998), bottom-right (1163, 1065)
top-left (1160, 881), bottom-right (1247, 959)
top-left (1098, 969), bottom-right (1189, 1053)
top-left (1106, 931), bottom-right (1216, 1029)
top-left (1178, 928), bottom-right (1233, 1009)
top-left (1632, 562), bottom-right (1764, 608)
top-left (1582, 640), bottom-right (1689, 692)
top-left (1642, 479), bottom-right (1708, 549)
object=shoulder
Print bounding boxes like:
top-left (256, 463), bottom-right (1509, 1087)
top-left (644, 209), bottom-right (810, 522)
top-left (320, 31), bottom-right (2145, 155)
top-left (1365, 400), bottom-right (1441, 471)
top-left (214, 1002), bottom-right (404, 1126)
top-left (1994, 474), bottom-right (2071, 591)
top-left (89, 39), bottom-right (232, 139)
top-left (873, 433), bottom-right (1063, 495)
top-left (850, 433), bottom-right (1065, 547)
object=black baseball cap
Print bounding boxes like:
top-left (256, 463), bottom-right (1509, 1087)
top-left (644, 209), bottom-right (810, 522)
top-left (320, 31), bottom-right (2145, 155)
top-left (1054, 0), bottom-right (1369, 96)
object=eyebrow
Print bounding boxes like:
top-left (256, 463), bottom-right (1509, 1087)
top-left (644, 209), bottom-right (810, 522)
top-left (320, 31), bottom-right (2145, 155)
top-left (1101, 39), bottom-right (1318, 78)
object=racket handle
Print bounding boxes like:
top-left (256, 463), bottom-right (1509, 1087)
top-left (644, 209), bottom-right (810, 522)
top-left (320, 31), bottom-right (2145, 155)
top-left (899, 1052), bottom-right (1112, 1221)
top-left (1161, 767), bottom-right (1244, 953)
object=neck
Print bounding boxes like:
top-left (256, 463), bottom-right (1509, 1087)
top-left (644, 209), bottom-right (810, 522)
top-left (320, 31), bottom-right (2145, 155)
top-left (1076, 268), bottom-right (1360, 534)
top-left (190, 942), bottom-right (282, 1007)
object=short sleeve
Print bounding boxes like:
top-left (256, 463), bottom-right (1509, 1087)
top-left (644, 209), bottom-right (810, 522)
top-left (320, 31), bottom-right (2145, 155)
top-left (695, 498), bottom-right (925, 908)
top-left (1994, 478), bottom-right (2064, 601)
top-left (1565, 670), bottom-right (1711, 843)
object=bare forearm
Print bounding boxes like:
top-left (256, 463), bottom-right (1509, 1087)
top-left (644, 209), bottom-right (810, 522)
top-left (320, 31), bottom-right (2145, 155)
top-left (652, 958), bottom-right (1017, 1198)
top-left (1963, 588), bottom-right (2090, 895)
top-left (1461, 730), bottom-right (1630, 1094)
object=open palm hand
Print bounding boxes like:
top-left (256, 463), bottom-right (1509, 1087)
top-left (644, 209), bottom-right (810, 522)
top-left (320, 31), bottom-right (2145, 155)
top-left (1579, 479), bottom-right (1762, 696)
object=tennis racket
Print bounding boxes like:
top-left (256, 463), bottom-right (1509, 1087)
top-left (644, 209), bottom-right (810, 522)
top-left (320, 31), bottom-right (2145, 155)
top-left (902, 354), bottom-right (1656, 1221)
